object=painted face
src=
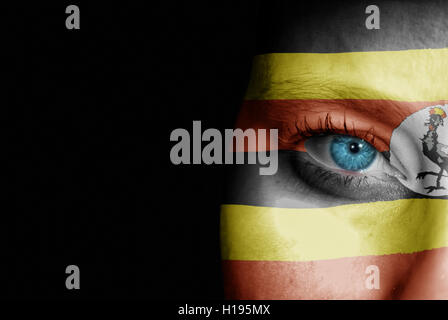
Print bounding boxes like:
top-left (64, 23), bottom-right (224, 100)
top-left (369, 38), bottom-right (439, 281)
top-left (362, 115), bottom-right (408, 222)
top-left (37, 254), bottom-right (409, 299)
top-left (221, 0), bottom-right (448, 299)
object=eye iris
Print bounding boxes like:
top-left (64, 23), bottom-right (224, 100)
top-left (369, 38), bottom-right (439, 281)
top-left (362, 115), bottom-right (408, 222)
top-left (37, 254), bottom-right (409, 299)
top-left (330, 136), bottom-right (376, 171)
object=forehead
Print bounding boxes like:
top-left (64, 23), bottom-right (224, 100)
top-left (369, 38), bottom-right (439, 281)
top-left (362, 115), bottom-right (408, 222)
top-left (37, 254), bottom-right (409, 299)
top-left (256, 0), bottom-right (448, 54)
top-left (241, 0), bottom-right (448, 156)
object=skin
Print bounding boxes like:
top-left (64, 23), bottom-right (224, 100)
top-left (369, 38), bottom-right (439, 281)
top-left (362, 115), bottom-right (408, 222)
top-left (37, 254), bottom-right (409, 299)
top-left (224, 0), bottom-right (448, 299)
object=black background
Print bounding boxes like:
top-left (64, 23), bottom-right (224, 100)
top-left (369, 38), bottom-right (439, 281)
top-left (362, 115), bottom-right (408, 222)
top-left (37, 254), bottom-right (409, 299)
top-left (6, 2), bottom-right (259, 299)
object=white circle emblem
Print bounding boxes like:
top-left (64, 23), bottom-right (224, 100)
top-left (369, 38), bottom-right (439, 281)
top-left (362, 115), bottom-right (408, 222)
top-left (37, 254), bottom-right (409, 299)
top-left (390, 104), bottom-right (448, 196)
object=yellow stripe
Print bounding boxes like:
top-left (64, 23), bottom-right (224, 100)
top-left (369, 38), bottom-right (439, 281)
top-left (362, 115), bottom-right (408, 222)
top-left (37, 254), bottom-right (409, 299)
top-left (245, 49), bottom-right (448, 101)
top-left (221, 199), bottom-right (448, 261)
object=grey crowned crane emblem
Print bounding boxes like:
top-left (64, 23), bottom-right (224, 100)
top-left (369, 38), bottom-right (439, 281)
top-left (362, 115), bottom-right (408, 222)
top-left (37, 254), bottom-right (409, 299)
top-left (416, 107), bottom-right (448, 193)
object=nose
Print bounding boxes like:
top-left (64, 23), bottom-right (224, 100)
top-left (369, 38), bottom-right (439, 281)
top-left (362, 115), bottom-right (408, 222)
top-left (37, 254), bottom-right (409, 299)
top-left (399, 244), bottom-right (448, 299)
top-left (398, 198), bottom-right (448, 298)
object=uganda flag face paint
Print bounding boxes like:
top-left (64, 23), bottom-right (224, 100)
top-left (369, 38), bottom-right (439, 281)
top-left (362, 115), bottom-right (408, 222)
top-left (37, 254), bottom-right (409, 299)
top-left (390, 105), bottom-right (448, 197)
top-left (221, 1), bottom-right (448, 300)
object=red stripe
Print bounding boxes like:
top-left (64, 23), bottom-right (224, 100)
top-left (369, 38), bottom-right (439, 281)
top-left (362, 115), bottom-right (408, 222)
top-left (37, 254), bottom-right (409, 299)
top-left (222, 247), bottom-right (448, 300)
top-left (235, 100), bottom-right (446, 152)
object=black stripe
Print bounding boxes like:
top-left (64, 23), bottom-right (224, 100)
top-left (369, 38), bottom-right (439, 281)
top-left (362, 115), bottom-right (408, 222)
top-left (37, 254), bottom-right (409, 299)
top-left (255, 0), bottom-right (448, 54)
top-left (224, 150), bottom-right (448, 208)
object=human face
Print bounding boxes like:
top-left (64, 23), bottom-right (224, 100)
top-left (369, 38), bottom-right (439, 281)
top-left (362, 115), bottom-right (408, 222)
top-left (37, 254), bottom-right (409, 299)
top-left (221, 0), bottom-right (448, 299)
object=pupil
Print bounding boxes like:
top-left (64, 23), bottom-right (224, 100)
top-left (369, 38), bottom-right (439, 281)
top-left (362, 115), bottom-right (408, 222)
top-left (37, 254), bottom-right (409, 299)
top-left (349, 142), bottom-right (360, 153)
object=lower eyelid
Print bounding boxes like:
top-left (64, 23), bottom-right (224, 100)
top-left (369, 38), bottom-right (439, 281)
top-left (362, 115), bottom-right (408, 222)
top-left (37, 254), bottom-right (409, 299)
top-left (304, 160), bottom-right (371, 187)
top-left (290, 151), bottom-right (370, 187)
top-left (288, 151), bottom-right (407, 200)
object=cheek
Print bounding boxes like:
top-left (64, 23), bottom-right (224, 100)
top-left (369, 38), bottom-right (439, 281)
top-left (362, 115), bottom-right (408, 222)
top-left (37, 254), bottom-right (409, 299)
top-left (221, 200), bottom-right (448, 299)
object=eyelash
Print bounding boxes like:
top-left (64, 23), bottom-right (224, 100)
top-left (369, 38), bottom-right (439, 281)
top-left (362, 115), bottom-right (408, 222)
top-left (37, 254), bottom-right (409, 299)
top-left (293, 112), bottom-right (378, 149)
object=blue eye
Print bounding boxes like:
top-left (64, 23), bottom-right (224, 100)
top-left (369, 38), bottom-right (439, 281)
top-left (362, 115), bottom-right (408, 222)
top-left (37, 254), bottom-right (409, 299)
top-left (330, 136), bottom-right (377, 171)
top-left (305, 134), bottom-right (401, 178)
